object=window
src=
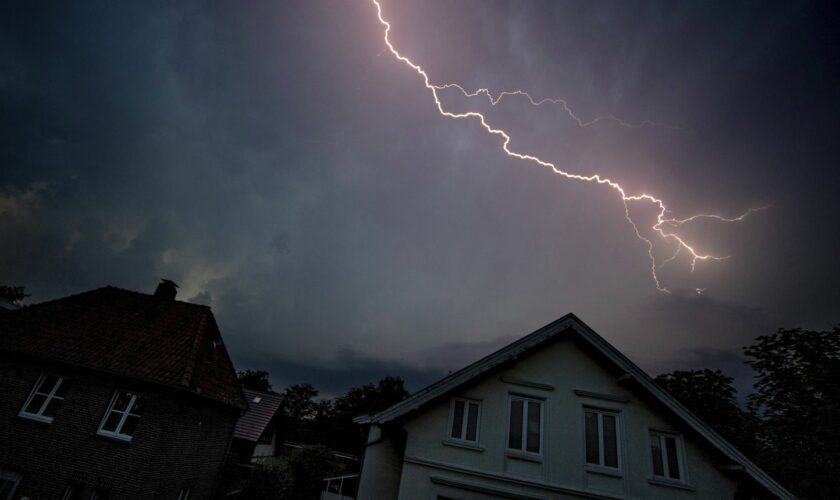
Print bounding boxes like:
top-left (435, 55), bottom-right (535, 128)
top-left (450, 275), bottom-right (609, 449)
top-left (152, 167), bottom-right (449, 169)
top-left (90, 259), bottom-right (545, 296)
top-left (449, 398), bottom-right (481, 443)
top-left (62, 485), bottom-right (82, 500)
top-left (507, 396), bottom-right (542, 454)
top-left (584, 408), bottom-right (621, 470)
top-left (97, 390), bottom-right (145, 441)
top-left (650, 431), bottom-right (685, 482)
top-left (89, 490), bottom-right (108, 500)
top-left (257, 427), bottom-right (275, 444)
top-left (177, 488), bottom-right (191, 500)
top-left (0, 470), bottom-right (21, 500)
top-left (19, 373), bottom-right (69, 423)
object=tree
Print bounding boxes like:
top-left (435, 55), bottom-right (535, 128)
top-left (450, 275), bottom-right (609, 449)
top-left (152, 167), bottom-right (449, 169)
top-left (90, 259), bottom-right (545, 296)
top-left (327, 376), bottom-right (409, 454)
top-left (0, 285), bottom-right (28, 304)
top-left (282, 383), bottom-right (320, 422)
top-left (237, 369), bottom-right (274, 393)
top-left (654, 369), bottom-right (757, 456)
top-left (744, 327), bottom-right (840, 499)
top-left (332, 376), bottom-right (408, 419)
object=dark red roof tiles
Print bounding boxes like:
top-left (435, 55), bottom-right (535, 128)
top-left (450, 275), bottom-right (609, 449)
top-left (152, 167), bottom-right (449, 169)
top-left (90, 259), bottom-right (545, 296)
top-left (234, 389), bottom-right (284, 442)
top-left (0, 286), bottom-right (247, 409)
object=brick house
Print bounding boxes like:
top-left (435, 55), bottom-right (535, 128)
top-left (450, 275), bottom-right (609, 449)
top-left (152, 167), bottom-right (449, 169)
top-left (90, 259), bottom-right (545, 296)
top-left (0, 283), bottom-right (247, 499)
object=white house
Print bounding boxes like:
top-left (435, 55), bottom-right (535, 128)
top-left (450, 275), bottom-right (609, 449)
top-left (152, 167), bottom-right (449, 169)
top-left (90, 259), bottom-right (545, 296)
top-left (354, 314), bottom-right (794, 500)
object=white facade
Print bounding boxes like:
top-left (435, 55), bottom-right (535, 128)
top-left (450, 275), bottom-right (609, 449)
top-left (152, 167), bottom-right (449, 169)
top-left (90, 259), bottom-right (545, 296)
top-left (356, 315), bottom-right (794, 500)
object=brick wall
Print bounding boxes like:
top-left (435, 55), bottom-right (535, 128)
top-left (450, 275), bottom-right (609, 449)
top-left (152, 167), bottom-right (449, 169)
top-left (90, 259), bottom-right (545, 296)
top-left (0, 356), bottom-right (240, 499)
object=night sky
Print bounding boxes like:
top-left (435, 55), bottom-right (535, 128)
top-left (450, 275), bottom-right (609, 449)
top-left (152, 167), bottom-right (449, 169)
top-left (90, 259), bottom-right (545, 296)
top-left (3, 0), bottom-right (839, 396)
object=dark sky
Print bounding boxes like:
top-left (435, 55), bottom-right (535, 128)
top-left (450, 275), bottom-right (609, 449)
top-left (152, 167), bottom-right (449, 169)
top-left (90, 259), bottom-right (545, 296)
top-left (2, 0), bottom-right (839, 397)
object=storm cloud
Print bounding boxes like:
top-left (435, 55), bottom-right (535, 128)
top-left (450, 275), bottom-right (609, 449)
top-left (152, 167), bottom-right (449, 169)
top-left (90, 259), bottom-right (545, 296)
top-left (2, 0), bottom-right (838, 395)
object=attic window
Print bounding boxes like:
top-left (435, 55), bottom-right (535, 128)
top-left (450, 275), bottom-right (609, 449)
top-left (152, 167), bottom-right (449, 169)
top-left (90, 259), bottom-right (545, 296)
top-left (649, 430), bottom-right (686, 483)
top-left (252, 396), bottom-right (262, 404)
top-left (448, 398), bottom-right (480, 444)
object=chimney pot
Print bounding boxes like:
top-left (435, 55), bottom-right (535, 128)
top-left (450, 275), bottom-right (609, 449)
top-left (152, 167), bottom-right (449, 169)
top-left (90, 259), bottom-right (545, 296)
top-left (154, 279), bottom-right (179, 300)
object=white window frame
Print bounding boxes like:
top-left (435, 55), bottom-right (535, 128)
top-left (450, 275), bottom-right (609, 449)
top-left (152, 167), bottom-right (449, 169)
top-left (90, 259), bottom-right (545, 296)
top-left (19, 372), bottom-right (67, 423)
top-left (506, 394), bottom-right (544, 456)
top-left (177, 487), bottom-right (191, 500)
top-left (649, 430), bottom-right (687, 483)
top-left (97, 390), bottom-right (143, 442)
top-left (582, 407), bottom-right (622, 472)
top-left (0, 469), bottom-right (21, 500)
top-left (447, 398), bottom-right (481, 444)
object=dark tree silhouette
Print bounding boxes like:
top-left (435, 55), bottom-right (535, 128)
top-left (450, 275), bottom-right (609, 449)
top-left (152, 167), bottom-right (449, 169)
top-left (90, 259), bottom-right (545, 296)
top-left (0, 285), bottom-right (28, 304)
top-left (654, 369), bottom-right (757, 456)
top-left (744, 327), bottom-right (840, 499)
top-left (236, 369), bottom-right (274, 393)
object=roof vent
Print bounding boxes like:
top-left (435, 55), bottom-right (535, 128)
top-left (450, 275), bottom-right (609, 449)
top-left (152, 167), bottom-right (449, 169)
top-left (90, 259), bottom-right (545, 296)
top-left (154, 279), bottom-right (179, 300)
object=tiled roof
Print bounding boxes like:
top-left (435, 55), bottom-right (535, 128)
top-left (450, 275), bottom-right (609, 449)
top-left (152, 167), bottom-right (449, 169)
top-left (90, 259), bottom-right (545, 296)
top-left (0, 286), bottom-right (247, 409)
top-left (234, 389), bottom-right (284, 442)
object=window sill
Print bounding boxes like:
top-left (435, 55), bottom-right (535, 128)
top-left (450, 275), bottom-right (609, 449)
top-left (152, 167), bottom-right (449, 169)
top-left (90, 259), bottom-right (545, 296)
top-left (649, 478), bottom-right (695, 491)
top-left (17, 413), bottom-right (54, 425)
top-left (584, 465), bottom-right (623, 478)
top-left (505, 450), bottom-right (542, 463)
top-left (95, 431), bottom-right (133, 444)
top-left (442, 439), bottom-right (484, 452)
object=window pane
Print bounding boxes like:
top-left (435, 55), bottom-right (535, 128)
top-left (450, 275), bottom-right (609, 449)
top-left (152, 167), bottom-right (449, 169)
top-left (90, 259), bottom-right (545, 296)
top-left (465, 403), bottom-right (479, 442)
top-left (54, 379), bottom-right (70, 398)
top-left (585, 411), bottom-right (599, 464)
top-left (129, 396), bottom-right (145, 416)
top-left (43, 396), bottom-right (64, 418)
top-left (526, 401), bottom-right (541, 453)
top-left (651, 435), bottom-right (664, 476)
top-left (665, 437), bottom-right (680, 479)
top-left (112, 392), bottom-right (132, 412)
top-left (120, 415), bottom-right (140, 437)
top-left (451, 400), bottom-right (464, 439)
top-left (25, 393), bottom-right (48, 414)
top-left (508, 399), bottom-right (524, 450)
top-left (42, 374), bottom-right (61, 393)
top-left (602, 414), bottom-right (618, 468)
top-left (102, 412), bottom-right (122, 432)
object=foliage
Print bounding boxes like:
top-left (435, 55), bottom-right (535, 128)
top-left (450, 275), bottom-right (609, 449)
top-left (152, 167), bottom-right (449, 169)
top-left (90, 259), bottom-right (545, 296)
top-left (744, 327), bottom-right (840, 499)
top-left (285, 445), bottom-right (345, 499)
top-left (282, 383), bottom-right (320, 422)
top-left (240, 460), bottom-right (293, 500)
top-left (279, 376), bottom-right (409, 455)
top-left (240, 447), bottom-right (344, 500)
top-left (654, 369), bottom-right (757, 455)
top-left (0, 285), bottom-right (28, 304)
top-left (237, 369), bottom-right (274, 393)
top-left (332, 376), bottom-right (409, 419)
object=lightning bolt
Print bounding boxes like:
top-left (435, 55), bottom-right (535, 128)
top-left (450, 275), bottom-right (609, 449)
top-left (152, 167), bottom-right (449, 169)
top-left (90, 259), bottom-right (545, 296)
top-left (433, 83), bottom-right (678, 130)
top-left (370, 0), bottom-right (763, 293)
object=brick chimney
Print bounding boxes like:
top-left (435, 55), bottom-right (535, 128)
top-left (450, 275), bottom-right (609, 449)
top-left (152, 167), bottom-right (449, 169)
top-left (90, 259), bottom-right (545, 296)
top-left (153, 279), bottom-right (178, 300)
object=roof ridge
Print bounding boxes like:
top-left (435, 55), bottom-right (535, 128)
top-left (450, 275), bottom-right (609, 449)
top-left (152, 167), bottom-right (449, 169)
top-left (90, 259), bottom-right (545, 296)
top-left (356, 314), bottom-right (796, 500)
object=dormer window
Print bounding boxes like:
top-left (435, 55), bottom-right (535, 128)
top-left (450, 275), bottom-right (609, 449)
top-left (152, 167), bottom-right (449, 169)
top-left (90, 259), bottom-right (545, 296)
top-left (19, 373), bottom-right (69, 424)
top-left (448, 398), bottom-right (480, 443)
top-left (97, 390), bottom-right (145, 441)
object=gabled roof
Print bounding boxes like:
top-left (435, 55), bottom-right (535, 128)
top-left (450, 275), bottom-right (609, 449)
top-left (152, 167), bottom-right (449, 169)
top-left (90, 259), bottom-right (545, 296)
top-left (0, 286), bottom-right (247, 410)
top-left (234, 389), bottom-right (284, 442)
top-left (355, 313), bottom-right (795, 500)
